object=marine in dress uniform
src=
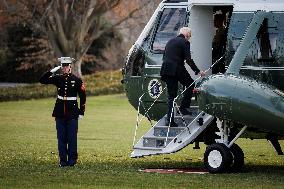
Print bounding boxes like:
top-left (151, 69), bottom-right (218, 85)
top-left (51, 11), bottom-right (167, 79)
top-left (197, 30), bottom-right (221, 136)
top-left (40, 57), bottom-right (86, 167)
top-left (160, 27), bottom-right (205, 127)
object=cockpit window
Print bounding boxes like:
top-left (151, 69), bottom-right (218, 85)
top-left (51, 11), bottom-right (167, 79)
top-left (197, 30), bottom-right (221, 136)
top-left (152, 8), bottom-right (187, 53)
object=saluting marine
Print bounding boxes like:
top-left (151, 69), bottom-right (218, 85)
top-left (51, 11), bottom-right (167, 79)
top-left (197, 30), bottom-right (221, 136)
top-left (40, 57), bottom-right (86, 167)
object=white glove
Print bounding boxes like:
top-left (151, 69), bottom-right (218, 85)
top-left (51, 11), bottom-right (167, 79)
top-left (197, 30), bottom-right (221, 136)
top-left (79, 115), bottom-right (84, 119)
top-left (50, 66), bottom-right (61, 73)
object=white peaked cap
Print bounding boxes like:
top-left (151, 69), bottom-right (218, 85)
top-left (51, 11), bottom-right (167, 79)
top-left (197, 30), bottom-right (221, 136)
top-left (58, 57), bottom-right (75, 64)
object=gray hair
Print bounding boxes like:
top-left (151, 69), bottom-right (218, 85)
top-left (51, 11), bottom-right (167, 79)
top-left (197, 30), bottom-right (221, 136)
top-left (179, 27), bottom-right (191, 35)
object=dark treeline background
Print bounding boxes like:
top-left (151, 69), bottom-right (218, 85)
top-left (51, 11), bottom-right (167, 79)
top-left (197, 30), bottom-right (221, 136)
top-left (0, 0), bottom-right (159, 83)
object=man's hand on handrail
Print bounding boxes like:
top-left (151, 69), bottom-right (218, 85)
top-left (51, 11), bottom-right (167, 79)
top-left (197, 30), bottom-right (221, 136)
top-left (199, 71), bottom-right (206, 77)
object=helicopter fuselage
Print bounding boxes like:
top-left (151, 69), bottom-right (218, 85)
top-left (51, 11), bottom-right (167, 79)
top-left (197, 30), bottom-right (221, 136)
top-left (122, 0), bottom-right (284, 136)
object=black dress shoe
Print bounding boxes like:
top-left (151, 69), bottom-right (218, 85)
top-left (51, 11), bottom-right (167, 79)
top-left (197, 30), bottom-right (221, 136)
top-left (179, 108), bottom-right (192, 115)
top-left (69, 163), bottom-right (76, 167)
top-left (59, 162), bottom-right (68, 167)
top-left (165, 120), bottom-right (178, 127)
top-left (68, 160), bottom-right (77, 167)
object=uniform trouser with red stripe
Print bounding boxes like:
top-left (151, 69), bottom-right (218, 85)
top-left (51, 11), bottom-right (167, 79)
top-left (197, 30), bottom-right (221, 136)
top-left (55, 118), bottom-right (78, 166)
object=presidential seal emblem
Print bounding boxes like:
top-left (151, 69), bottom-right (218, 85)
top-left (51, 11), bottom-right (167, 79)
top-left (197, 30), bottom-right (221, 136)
top-left (148, 79), bottom-right (162, 99)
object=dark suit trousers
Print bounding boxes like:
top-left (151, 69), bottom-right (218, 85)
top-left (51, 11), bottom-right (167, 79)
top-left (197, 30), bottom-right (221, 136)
top-left (163, 69), bottom-right (195, 122)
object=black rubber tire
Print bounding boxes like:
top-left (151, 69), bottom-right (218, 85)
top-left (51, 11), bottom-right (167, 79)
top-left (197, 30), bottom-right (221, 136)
top-left (204, 143), bottom-right (233, 173)
top-left (230, 143), bottom-right (244, 172)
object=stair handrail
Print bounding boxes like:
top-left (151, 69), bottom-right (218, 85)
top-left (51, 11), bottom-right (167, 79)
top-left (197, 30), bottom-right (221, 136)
top-left (133, 54), bottom-right (225, 147)
top-left (133, 83), bottom-right (167, 147)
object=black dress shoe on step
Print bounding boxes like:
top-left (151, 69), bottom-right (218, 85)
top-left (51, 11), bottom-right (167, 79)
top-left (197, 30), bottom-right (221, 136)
top-left (165, 120), bottom-right (178, 127)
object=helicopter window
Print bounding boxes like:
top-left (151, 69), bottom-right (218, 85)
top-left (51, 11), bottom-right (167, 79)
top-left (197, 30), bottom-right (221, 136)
top-left (227, 13), bottom-right (254, 53)
top-left (125, 47), bottom-right (145, 76)
top-left (243, 17), bottom-right (278, 67)
top-left (225, 13), bottom-right (254, 66)
top-left (276, 13), bottom-right (284, 67)
top-left (256, 18), bottom-right (277, 62)
top-left (152, 8), bottom-right (187, 53)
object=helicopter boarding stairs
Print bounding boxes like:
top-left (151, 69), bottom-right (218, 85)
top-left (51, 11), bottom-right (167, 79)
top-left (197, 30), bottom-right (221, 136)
top-left (131, 105), bottom-right (214, 157)
top-left (130, 56), bottom-right (226, 158)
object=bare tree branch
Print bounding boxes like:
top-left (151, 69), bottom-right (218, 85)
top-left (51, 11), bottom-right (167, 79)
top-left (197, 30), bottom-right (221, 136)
top-left (90, 0), bottom-right (150, 43)
top-left (2, 0), bottom-right (9, 9)
top-left (47, 31), bottom-right (63, 57)
top-left (58, 0), bottom-right (66, 18)
top-left (9, 0), bottom-right (152, 77)
top-left (51, 8), bottom-right (69, 55)
top-left (81, 0), bottom-right (150, 57)
top-left (39, 0), bottom-right (55, 24)
top-left (88, 0), bottom-right (97, 10)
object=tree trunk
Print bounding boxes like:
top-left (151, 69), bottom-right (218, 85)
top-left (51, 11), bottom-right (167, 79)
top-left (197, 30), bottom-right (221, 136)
top-left (72, 58), bottom-right (82, 78)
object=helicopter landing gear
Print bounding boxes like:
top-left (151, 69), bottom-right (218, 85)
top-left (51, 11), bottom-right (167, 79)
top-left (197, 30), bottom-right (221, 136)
top-left (204, 119), bottom-right (247, 173)
top-left (204, 143), bottom-right (232, 173)
top-left (230, 143), bottom-right (244, 172)
top-left (204, 143), bottom-right (244, 173)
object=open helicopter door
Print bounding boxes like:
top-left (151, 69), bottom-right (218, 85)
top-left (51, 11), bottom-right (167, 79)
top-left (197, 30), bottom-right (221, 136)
top-left (188, 6), bottom-right (214, 78)
top-left (187, 3), bottom-right (233, 78)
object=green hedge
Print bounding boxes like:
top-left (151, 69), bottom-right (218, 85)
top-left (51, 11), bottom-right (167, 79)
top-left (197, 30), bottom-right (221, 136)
top-left (0, 70), bottom-right (124, 101)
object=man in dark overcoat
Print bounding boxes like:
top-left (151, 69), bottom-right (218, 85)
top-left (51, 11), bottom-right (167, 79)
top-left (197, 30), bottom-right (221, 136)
top-left (161, 27), bottom-right (205, 127)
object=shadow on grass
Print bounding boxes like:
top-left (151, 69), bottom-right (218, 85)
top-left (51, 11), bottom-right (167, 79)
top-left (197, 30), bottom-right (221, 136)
top-left (243, 164), bottom-right (284, 174)
top-left (130, 159), bottom-right (204, 170)
top-left (78, 137), bottom-right (105, 141)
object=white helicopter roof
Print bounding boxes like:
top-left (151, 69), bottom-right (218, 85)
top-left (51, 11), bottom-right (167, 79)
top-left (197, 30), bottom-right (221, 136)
top-left (163, 0), bottom-right (284, 12)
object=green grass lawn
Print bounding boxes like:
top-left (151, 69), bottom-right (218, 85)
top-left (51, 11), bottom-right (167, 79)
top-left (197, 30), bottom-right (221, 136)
top-left (0, 94), bottom-right (284, 189)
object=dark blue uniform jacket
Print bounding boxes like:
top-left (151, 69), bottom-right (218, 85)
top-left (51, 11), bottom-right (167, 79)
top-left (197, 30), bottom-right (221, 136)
top-left (40, 72), bottom-right (86, 119)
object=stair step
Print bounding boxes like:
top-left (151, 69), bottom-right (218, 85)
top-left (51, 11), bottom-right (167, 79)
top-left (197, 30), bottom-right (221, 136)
top-left (162, 114), bottom-right (196, 117)
top-left (143, 136), bottom-right (175, 148)
top-left (174, 116), bottom-right (195, 123)
top-left (159, 117), bottom-right (194, 127)
top-left (144, 136), bottom-right (175, 140)
top-left (174, 117), bottom-right (194, 126)
top-left (176, 111), bottom-right (200, 117)
top-left (154, 126), bottom-right (185, 137)
top-left (174, 115), bottom-right (195, 118)
top-left (133, 147), bottom-right (163, 151)
top-left (154, 126), bottom-right (185, 129)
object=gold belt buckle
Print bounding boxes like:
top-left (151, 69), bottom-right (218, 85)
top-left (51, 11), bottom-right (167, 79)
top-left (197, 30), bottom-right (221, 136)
top-left (64, 96), bottom-right (67, 100)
